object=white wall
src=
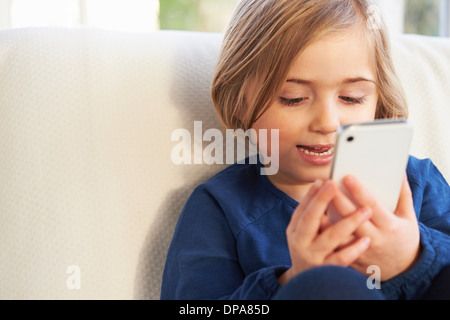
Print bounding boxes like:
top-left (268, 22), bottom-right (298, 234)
top-left (375, 0), bottom-right (405, 34)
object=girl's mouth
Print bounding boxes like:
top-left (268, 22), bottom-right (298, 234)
top-left (296, 145), bottom-right (334, 165)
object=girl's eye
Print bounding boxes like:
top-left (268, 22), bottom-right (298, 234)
top-left (279, 97), bottom-right (307, 107)
top-left (339, 96), bottom-right (368, 105)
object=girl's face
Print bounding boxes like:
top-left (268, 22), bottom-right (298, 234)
top-left (251, 25), bottom-right (378, 200)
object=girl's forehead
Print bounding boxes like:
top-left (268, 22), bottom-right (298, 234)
top-left (286, 25), bottom-right (376, 83)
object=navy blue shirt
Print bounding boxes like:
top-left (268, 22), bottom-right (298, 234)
top-left (161, 156), bottom-right (450, 300)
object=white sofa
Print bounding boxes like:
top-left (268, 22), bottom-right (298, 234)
top-left (0, 27), bottom-right (449, 300)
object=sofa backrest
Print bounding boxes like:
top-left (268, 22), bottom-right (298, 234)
top-left (391, 34), bottom-right (450, 180)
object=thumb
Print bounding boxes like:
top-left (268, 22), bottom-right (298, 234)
top-left (395, 174), bottom-right (415, 219)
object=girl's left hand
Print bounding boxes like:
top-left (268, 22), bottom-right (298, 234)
top-left (330, 174), bottom-right (421, 281)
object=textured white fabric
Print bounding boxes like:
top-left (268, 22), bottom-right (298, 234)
top-left (0, 28), bottom-right (223, 299)
top-left (0, 28), bottom-right (448, 299)
top-left (391, 34), bottom-right (450, 181)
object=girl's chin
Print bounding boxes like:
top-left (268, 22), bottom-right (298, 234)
top-left (272, 164), bottom-right (332, 185)
top-left (300, 165), bottom-right (332, 182)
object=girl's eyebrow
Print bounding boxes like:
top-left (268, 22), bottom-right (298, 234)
top-left (342, 77), bottom-right (376, 84)
top-left (286, 77), bottom-right (376, 85)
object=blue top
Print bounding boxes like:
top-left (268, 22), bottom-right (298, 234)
top-left (161, 156), bottom-right (450, 300)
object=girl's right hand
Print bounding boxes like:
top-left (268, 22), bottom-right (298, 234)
top-left (278, 180), bottom-right (372, 285)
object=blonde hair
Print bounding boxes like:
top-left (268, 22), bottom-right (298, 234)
top-left (211, 0), bottom-right (408, 130)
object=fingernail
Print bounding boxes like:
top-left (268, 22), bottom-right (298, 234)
top-left (322, 180), bottom-right (334, 192)
top-left (313, 180), bottom-right (323, 188)
top-left (344, 175), bottom-right (356, 185)
top-left (362, 237), bottom-right (371, 248)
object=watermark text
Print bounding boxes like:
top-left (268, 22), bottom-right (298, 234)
top-left (171, 121), bottom-right (279, 175)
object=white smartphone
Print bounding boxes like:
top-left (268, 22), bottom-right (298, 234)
top-left (328, 119), bottom-right (413, 222)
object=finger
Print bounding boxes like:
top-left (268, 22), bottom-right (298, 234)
top-left (313, 206), bottom-right (372, 255)
top-left (325, 236), bottom-right (371, 267)
top-left (332, 186), bottom-right (376, 235)
top-left (331, 186), bottom-right (357, 218)
top-left (335, 234), bottom-right (358, 251)
top-left (288, 180), bottom-right (324, 233)
top-left (342, 175), bottom-right (393, 226)
top-left (294, 181), bottom-right (337, 242)
top-left (395, 174), bottom-right (415, 219)
top-left (319, 213), bottom-right (361, 247)
top-left (319, 212), bottom-right (332, 233)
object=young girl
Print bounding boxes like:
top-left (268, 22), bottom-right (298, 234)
top-left (161, 0), bottom-right (450, 300)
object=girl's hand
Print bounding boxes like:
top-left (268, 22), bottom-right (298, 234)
top-left (279, 180), bottom-right (372, 285)
top-left (332, 175), bottom-right (421, 281)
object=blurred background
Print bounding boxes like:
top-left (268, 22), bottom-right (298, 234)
top-left (0, 0), bottom-right (448, 36)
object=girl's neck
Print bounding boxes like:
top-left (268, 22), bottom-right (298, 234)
top-left (266, 174), bottom-right (313, 203)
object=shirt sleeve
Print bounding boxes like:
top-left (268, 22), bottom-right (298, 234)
top-left (381, 159), bottom-right (450, 299)
top-left (160, 185), bottom-right (287, 300)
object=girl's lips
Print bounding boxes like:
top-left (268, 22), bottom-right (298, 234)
top-left (296, 144), bottom-right (334, 166)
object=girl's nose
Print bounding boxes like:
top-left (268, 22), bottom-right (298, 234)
top-left (309, 100), bottom-right (340, 135)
